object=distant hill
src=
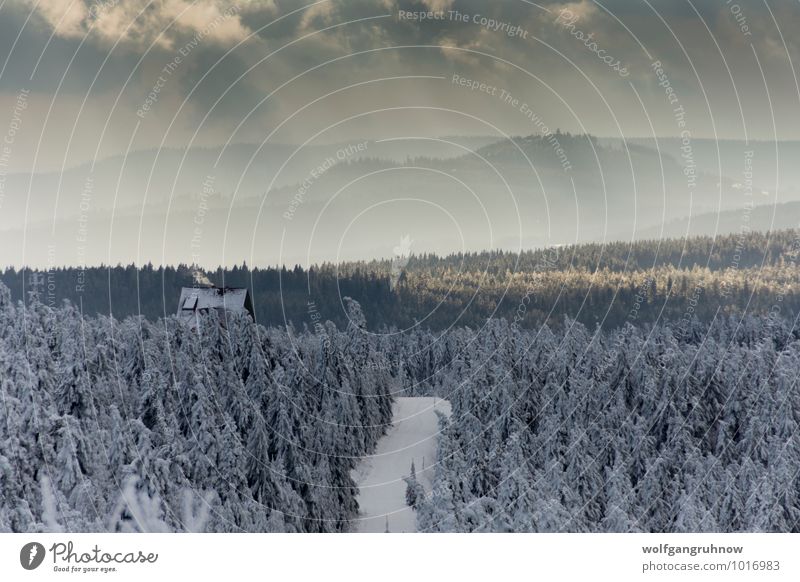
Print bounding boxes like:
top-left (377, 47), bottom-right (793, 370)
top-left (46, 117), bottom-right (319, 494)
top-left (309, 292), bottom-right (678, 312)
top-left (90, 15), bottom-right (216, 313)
top-left (630, 201), bottom-right (800, 240)
top-left (0, 135), bottom-right (736, 267)
top-left (3, 134), bottom-right (798, 268)
top-left (0, 136), bottom-right (499, 231)
top-left (600, 137), bottom-right (800, 194)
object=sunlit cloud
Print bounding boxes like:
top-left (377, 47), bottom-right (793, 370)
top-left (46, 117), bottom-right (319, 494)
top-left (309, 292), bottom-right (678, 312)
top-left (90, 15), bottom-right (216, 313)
top-left (27, 0), bottom-right (256, 50)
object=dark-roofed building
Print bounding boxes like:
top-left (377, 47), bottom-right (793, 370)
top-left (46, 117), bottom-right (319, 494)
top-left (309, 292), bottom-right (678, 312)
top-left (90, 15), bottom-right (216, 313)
top-left (177, 286), bottom-right (254, 328)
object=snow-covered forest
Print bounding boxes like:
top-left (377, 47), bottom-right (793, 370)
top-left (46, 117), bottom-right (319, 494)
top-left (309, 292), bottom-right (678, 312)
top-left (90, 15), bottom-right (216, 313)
top-left (1, 278), bottom-right (799, 532)
top-left (0, 285), bottom-right (394, 532)
top-left (411, 317), bottom-right (800, 532)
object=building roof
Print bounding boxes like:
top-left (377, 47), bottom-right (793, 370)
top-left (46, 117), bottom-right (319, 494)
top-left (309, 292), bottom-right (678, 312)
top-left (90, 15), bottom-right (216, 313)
top-left (177, 286), bottom-right (253, 325)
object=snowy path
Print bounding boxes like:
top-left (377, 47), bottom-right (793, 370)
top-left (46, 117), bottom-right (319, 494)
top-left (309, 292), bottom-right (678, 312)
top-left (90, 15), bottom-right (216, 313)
top-left (352, 397), bottom-right (451, 533)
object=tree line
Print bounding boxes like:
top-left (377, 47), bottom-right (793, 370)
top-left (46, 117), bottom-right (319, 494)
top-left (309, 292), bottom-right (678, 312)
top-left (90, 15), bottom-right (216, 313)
top-left (2, 230), bottom-right (799, 331)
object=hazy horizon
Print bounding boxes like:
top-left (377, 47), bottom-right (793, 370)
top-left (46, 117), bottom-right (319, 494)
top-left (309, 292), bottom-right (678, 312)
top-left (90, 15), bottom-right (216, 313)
top-left (2, 0), bottom-right (799, 268)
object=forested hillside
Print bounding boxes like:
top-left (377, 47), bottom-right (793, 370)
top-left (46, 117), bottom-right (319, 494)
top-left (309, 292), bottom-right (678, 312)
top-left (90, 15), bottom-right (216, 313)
top-left (3, 229), bottom-right (799, 331)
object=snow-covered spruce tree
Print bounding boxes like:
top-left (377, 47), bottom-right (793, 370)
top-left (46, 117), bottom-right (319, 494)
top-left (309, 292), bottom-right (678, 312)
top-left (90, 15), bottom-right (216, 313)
top-left (404, 461), bottom-right (425, 510)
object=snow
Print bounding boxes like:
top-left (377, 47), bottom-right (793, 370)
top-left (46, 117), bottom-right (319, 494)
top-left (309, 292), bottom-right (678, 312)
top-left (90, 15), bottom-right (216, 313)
top-left (353, 397), bottom-right (451, 533)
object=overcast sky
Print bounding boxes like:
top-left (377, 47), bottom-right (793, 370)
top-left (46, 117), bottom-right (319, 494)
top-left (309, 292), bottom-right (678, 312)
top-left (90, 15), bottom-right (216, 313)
top-left (1, 0), bottom-right (798, 172)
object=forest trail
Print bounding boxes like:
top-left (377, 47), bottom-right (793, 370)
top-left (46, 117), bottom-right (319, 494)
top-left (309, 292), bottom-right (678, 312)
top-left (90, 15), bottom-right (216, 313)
top-left (352, 397), bottom-right (451, 533)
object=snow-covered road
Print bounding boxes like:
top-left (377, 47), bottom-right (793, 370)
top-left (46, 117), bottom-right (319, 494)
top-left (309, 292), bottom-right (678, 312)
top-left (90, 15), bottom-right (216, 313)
top-left (352, 397), bottom-right (451, 533)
